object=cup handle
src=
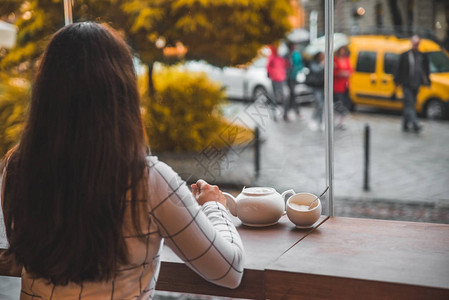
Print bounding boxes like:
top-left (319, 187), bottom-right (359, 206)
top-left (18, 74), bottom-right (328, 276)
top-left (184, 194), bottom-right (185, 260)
top-left (281, 189), bottom-right (295, 215)
top-left (281, 189), bottom-right (295, 201)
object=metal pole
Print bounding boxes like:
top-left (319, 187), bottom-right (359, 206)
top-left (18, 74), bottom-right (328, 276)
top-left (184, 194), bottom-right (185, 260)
top-left (324, 0), bottom-right (334, 216)
top-left (254, 127), bottom-right (260, 178)
top-left (64, 0), bottom-right (73, 26)
top-left (363, 124), bottom-right (370, 191)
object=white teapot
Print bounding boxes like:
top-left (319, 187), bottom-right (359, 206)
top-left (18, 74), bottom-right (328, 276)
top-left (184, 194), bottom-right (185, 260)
top-left (223, 187), bottom-right (292, 227)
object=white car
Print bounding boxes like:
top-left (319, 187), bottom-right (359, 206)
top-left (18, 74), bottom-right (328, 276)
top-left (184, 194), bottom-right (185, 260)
top-left (183, 57), bottom-right (313, 103)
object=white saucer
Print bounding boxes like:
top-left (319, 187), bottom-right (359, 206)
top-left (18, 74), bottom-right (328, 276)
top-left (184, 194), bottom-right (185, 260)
top-left (242, 221), bottom-right (279, 227)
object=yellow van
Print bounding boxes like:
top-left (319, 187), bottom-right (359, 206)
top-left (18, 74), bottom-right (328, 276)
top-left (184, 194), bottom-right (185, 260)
top-left (348, 35), bottom-right (449, 119)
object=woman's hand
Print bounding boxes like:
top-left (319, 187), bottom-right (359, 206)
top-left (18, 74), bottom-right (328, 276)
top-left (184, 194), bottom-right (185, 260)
top-left (191, 179), bottom-right (227, 207)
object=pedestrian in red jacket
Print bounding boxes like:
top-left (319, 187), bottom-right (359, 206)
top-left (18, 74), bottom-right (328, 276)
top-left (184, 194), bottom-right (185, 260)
top-left (267, 44), bottom-right (288, 121)
top-left (333, 45), bottom-right (352, 129)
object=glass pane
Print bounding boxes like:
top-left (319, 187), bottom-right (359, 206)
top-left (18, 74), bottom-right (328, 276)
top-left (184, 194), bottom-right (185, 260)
top-left (333, 10), bottom-right (449, 225)
top-left (1, 0), bottom-right (447, 248)
top-left (384, 52), bottom-right (399, 75)
top-left (355, 51), bottom-right (377, 73)
top-left (425, 51), bottom-right (449, 73)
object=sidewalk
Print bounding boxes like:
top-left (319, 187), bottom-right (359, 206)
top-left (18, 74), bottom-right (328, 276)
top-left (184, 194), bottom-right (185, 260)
top-left (220, 101), bottom-right (449, 223)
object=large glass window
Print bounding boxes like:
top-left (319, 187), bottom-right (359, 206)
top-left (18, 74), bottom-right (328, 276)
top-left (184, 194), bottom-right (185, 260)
top-left (1, 0), bottom-right (448, 231)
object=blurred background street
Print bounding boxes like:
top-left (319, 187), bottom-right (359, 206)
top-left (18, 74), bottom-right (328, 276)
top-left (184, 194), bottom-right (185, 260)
top-left (1, 0), bottom-right (449, 298)
top-left (219, 101), bottom-right (449, 224)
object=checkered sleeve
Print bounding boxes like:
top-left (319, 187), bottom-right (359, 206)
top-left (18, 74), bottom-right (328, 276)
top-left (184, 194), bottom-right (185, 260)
top-left (146, 156), bottom-right (244, 289)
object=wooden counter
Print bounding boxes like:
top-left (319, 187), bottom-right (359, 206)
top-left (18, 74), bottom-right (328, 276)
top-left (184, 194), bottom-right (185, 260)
top-left (156, 215), bottom-right (325, 299)
top-left (265, 217), bottom-right (449, 299)
top-left (1, 216), bottom-right (448, 299)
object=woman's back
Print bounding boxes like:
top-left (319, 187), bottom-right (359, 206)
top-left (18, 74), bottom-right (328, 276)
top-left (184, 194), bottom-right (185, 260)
top-left (17, 156), bottom-right (244, 299)
top-left (2, 22), bottom-right (147, 286)
top-left (1, 22), bottom-right (244, 299)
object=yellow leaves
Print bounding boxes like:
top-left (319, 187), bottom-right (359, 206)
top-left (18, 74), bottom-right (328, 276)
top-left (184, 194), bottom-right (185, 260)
top-left (32, 9), bottom-right (45, 30)
top-left (171, 0), bottom-right (291, 67)
top-left (176, 12), bottom-right (212, 33)
top-left (1, 42), bottom-right (36, 70)
top-left (20, 1), bottom-right (32, 13)
top-left (8, 77), bottom-right (29, 89)
top-left (122, 0), bottom-right (156, 14)
top-left (269, 0), bottom-right (293, 28)
top-left (134, 7), bottom-right (165, 32)
top-left (142, 65), bottom-right (238, 152)
top-left (137, 69), bottom-right (149, 96)
top-left (123, 0), bottom-right (168, 33)
top-left (0, 78), bottom-right (30, 156)
top-left (173, 0), bottom-right (251, 8)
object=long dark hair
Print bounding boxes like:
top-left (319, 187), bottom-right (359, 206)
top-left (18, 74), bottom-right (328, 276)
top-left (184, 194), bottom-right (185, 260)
top-left (2, 22), bottom-right (148, 285)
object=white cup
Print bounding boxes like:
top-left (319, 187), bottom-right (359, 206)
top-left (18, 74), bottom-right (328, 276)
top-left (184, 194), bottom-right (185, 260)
top-left (286, 192), bottom-right (322, 228)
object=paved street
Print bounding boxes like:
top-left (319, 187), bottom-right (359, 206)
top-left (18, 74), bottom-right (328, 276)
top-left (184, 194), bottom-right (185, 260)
top-left (220, 100), bottom-right (449, 223)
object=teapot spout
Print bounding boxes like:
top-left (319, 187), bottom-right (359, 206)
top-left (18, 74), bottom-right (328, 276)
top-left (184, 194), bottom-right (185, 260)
top-left (222, 192), bottom-right (238, 217)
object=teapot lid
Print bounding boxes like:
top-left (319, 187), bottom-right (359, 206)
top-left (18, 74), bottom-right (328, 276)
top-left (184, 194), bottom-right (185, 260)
top-left (242, 187), bottom-right (276, 195)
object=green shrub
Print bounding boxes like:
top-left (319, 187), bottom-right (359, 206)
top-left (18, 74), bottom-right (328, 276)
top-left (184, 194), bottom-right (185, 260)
top-left (142, 66), bottom-right (253, 153)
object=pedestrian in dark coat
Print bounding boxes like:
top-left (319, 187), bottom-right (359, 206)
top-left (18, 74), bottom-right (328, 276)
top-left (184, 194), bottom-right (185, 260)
top-left (394, 35), bottom-right (431, 133)
top-left (284, 41), bottom-right (304, 121)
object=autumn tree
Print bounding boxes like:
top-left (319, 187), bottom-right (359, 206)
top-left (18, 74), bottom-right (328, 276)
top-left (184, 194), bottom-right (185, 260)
top-left (0, 0), bottom-right (292, 155)
top-left (1, 1), bottom-right (63, 78)
top-left (0, 0), bottom-right (126, 78)
top-left (2, 0), bottom-right (292, 91)
top-left (127, 0), bottom-right (291, 93)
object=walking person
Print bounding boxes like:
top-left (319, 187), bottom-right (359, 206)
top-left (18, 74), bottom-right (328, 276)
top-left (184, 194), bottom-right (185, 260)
top-left (267, 44), bottom-right (288, 121)
top-left (0, 22), bottom-right (244, 299)
top-left (394, 35), bottom-right (430, 133)
top-left (307, 52), bottom-right (325, 130)
top-left (333, 45), bottom-right (352, 129)
top-left (284, 41), bottom-right (304, 121)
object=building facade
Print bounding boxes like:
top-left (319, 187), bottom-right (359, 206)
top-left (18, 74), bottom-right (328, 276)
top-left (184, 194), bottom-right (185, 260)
top-left (300, 0), bottom-right (449, 44)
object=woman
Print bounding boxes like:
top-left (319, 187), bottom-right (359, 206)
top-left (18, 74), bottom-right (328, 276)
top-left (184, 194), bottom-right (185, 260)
top-left (0, 22), bottom-right (244, 299)
top-left (267, 44), bottom-right (288, 121)
top-left (333, 46), bottom-right (352, 129)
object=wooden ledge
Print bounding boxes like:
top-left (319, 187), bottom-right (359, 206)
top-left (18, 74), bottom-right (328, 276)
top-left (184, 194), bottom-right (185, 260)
top-left (1, 216), bottom-right (449, 299)
top-left (266, 216), bottom-right (449, 299)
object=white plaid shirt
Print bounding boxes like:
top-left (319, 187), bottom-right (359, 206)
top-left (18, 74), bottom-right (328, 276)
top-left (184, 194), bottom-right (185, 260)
top-left (1, 156), bottom-right (245, 299)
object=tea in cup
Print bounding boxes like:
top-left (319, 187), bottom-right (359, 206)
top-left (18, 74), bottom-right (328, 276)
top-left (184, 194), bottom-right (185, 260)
top-left (286, 192), bottom-right (322, 228)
